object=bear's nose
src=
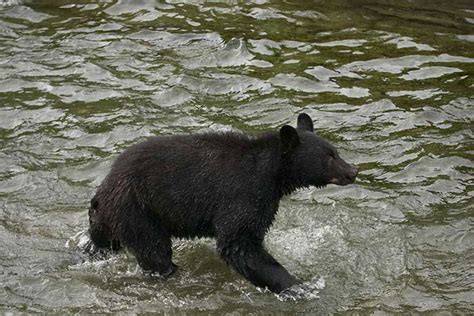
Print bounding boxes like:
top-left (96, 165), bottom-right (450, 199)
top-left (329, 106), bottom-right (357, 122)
top-left (347, 165), bottom-right (358, 182)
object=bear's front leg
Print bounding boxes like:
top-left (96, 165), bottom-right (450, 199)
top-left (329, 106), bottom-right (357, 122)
top-left (217, 236), bottom-right (299, 293)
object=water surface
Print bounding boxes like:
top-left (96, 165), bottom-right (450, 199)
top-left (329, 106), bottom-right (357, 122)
top-left (0, 0), bottom-right (473, 313)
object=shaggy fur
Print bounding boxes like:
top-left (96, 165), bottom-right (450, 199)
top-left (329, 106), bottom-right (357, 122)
top-left (88, 113), bottom-right (357, 293)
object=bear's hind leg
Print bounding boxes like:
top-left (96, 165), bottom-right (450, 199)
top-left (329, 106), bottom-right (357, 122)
top-left (119, 209), bottom-right (176, 277)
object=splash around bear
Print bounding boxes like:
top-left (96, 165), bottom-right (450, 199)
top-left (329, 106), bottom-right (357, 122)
top-left (88, 113), bottom-right (358, 293)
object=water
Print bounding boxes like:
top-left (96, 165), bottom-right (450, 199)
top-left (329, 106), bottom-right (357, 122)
top-left (0, 0), bottom-right (473, 313)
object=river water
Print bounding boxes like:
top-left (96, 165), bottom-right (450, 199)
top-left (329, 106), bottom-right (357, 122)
top-left (0, 0), bottom-right (473, 313)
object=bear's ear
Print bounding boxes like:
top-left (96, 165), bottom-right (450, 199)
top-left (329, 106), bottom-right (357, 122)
top-left (280, 125), bottom-right (300, 154)
top-left (297, 113), bottom-right (314, 132)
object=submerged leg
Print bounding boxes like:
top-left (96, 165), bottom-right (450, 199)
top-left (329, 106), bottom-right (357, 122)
top-left (217, 237), bottom-right (299, 293)
top-left (119, 208), bottom-right (177, 276)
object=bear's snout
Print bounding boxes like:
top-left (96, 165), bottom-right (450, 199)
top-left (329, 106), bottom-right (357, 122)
top-left (346, 164), bottom-right (358, 183)
top-left (329, 162), bottom-right (358, 186)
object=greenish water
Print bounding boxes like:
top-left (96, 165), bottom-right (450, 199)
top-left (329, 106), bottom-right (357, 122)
top-left (0, 0), bottom-right (473, 313)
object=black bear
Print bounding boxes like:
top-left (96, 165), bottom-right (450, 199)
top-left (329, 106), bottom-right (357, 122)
top-left (88, 113), bottom-right (357, 293)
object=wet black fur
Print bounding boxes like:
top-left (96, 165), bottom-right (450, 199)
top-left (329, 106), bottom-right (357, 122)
top-left (88, 113), bottom-right (357, 293)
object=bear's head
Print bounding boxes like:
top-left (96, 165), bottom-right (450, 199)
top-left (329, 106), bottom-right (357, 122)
top-left (280, 113), bottom-right (358, 188)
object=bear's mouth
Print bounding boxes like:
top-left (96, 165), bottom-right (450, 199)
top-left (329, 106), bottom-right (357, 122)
top-left (329, 176), bottom-right (355, 186)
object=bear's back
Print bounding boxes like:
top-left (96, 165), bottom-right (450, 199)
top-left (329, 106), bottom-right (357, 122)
top-left (105, 131), bottom-right (277, 204)
top-left (111, 131), bottom-right (276, 173)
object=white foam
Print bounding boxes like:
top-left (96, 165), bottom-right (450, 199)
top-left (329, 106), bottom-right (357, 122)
top-left (277, 276), bottom-right (326, 301)
top-left (65, 230), bottom-right (91, 250)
